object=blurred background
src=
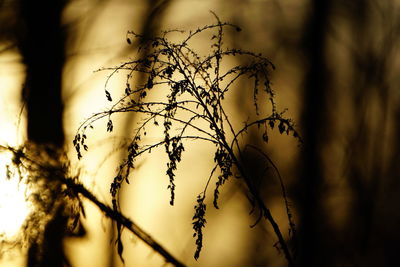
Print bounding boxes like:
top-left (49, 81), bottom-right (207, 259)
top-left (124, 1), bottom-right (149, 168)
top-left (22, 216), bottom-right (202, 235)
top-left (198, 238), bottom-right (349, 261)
top-left (0, 0), bottom-right (400, 266)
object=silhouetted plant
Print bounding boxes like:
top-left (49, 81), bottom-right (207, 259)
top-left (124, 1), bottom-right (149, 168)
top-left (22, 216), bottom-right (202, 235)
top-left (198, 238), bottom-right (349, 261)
top-left (0, 143), bottom-right (83, 264)
top-left (0, 143), bottom-right (185, 266)
top-left (75, 13), bottom-right (300, 265)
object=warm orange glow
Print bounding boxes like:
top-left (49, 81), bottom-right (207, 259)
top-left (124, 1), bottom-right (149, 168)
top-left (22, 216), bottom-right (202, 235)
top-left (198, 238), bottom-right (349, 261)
top-left (0, 160), bottom-right (30, 238)
top-left (0, 51), bottom-right (30, 240)
top-left (0, 121), bottom-right (30, 240)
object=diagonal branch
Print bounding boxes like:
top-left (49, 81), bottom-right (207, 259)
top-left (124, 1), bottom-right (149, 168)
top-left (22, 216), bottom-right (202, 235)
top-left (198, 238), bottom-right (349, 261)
top-left (62, 177), bottom-right (186, 267)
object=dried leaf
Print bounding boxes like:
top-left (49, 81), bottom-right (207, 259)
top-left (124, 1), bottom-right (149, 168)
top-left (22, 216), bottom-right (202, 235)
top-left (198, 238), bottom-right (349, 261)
top-left (105, 90), bottom-right (112, 101)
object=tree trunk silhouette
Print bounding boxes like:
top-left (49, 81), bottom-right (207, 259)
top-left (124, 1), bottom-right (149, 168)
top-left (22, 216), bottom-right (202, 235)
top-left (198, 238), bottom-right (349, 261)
top-left (17, 0), bottom-right (68, 266)
top-left (18, 0), bottom-right (66, 146)
top-left (296, 0), bottom-right (332, 266)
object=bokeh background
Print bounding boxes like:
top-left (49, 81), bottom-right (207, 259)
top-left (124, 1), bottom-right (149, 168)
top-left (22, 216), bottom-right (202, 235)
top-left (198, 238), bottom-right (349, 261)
top-left (1, 0), bottom-right (400, 266)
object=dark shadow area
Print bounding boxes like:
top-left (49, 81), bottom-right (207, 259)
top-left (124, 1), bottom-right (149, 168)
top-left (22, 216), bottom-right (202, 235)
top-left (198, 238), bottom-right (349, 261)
top-left (16, 1), bottom-right (70, 266)
top-left (223, 0), bottom-right (400, 266)
top-left (293, 0), bottom-right (400, 266)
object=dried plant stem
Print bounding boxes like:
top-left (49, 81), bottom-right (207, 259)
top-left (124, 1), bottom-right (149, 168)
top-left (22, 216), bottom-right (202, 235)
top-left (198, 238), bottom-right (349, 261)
top-left (75, 13), bottom-right (301, 265)
top-left (183, 72), bottom-right (294, 265)
top-left (210, 115), bottom-right (295, 266)
top-left (233, 156), bottom-right (294, 266)
top-left (63, 177), bottom-right (185, 267)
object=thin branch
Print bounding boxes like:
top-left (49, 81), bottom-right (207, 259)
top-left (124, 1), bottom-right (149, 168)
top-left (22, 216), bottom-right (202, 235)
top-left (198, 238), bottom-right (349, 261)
top-left (62, 177), bottom-right (186, 267)
top-left (245, 144), bottom-right (296, 240)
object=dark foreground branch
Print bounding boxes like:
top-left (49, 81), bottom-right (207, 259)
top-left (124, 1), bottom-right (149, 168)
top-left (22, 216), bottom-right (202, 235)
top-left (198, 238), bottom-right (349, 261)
top-left (63, 178), bottom-right (186, 267)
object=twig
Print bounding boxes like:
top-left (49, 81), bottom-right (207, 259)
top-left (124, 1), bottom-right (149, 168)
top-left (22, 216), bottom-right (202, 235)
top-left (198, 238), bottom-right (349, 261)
top-left (62, 177), bottom-right (186, 267)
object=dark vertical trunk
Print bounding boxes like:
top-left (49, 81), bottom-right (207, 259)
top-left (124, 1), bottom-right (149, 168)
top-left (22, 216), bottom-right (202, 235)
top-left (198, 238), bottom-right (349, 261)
top-left (18, 0), bottom-right (66, 147)
top-left (17, 0), bottom-right (68, 266)
top-left (296, 1), bottom-right (331, 266)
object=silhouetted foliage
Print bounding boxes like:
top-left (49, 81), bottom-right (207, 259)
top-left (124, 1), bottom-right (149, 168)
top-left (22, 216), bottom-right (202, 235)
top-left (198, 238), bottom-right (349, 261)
top-left (0, 144), bottom-right (83, 266)
top-left (13, 0), bottom-right (69, 266)
top-left (1, 0), bottom-right (399, 266)
top-left (75, 13), bottom-right (300, 265)
top-left (0, 141), bottom-right (186, 266)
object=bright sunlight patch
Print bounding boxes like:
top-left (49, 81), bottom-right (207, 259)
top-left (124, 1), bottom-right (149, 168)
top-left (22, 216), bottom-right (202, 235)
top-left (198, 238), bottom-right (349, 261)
top-left (0, 153), bottom-right (30, 238)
